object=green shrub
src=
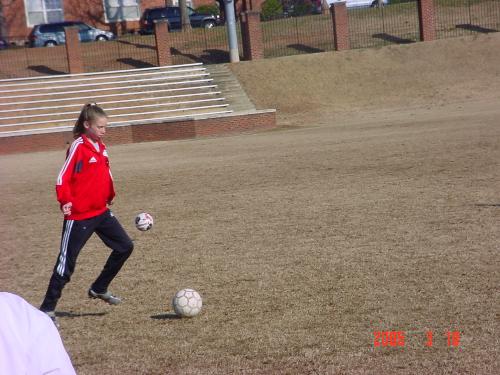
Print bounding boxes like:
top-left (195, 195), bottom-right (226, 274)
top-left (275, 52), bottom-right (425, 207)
top-left (262, 0), bottom-right (284, 20)
top-left (292, 0), bottom-right (313, 17)
top-left (196, 4), bottom-right (220, 15)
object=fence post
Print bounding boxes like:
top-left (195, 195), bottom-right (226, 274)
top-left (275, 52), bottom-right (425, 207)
top-left (322, 0), bottom-right (330, 15)
top-left (64, 26), bottom-right (84, 74)
top-left (242, 11), bottom-right (264, 61)
top-left (154, 20), bottom-right (172, 66)
top-left (417, 0), bottom-right (436, 41)
top-left (330, 1), bottom-right (350, 51)
top-left (240, 13), bottom-right (250, 60)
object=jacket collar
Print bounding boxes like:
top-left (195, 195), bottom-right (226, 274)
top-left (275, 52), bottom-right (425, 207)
top-left (81, 135), bottom-right (104, 153)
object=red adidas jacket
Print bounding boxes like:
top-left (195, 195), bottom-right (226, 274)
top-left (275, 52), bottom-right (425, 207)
top-left (56, 135), bottom-right (115, 220)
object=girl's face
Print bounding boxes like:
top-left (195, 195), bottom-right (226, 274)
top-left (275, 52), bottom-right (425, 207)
top-left (84, 116), bottom-right (107, 141)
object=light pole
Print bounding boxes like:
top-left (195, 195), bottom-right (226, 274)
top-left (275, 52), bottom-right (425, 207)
top-left (224, 0), bottom-right (240, 63)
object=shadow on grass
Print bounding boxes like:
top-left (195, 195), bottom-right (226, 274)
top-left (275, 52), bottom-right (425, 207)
top-left (28, 65), bottom-right (66, 75)
top-left (56, 311), bottom-right (108, 318)
top-left (170, 47), bottom-right (231, 64)
top-left (456, 24), bottom-right (497, 33)
top-left (373, 33), bottom-right (415, 44)
top-left (117, 58), bottom-right (155, 69)
top-left (287, 44), bottom-right (324, 54)
top-left (116, 40), bottom-right (155, 50)
top-left (151, 313), bottom-right (182, 320)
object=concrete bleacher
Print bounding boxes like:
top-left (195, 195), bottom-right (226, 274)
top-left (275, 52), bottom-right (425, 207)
top-left (0, 62), bottom-right (276, 154)
top-left (0, 63), bottom-right (235, 135)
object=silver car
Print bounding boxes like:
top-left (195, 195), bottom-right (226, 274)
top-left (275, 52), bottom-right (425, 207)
top-left (326, 0), bottom-right (389, 7)
top-left (29, 21), bottom-right (115, 47)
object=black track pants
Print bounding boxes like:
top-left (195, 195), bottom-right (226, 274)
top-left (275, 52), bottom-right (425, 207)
top-left (40, 210), bottom-right (133, 312)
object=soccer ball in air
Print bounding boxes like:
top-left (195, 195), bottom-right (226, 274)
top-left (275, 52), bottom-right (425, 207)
top-left (135, 212), bottom-right (153, 231)
top-left (172, 288), bottom-right (203, 318)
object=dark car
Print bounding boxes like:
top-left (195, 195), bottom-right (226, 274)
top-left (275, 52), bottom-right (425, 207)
top-left (0, 39), bottom-right (7, 50)
top-left (29, 21), bottom-right (115, 47)
top-left (139, 6), bottom-right (220, 34)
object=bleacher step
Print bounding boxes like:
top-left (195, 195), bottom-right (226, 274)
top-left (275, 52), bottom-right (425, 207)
top-left (205, 65), bottom-right (256, 113)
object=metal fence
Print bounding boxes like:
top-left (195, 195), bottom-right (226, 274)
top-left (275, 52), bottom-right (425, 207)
top-left (0, 37), bottom-right (69, 79)
top-left (2, 2), bottom-right (500, 78)
top-left (167, 26), bottom-right (241, 65)
top-left (348, 1), bottom-right (420, 49)
top-left (80, 35), bottom-right (157, 72)
top-left (261, 14), bottom-right (335, 58)
top-left (81, 27), bottom-right (236, 70)
top-left (435, 0), bottom-right (500, 38)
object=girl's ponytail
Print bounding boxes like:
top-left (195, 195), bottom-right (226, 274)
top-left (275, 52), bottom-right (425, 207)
top-left (73, 103), bottom-right (107, 138)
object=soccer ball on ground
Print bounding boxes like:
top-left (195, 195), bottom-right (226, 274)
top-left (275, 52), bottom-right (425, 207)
top-left (172, 288), bottom-right (203, 318)
top-left (135, 212), bottom-right (153, 231)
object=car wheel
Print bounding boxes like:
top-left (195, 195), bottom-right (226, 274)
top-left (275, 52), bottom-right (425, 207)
top-left (45, 40), bottom-right (57, 47)
top-left (204, 20), bottom-right (216, 29)
top-left (96, 35), bottom-right (108, 41)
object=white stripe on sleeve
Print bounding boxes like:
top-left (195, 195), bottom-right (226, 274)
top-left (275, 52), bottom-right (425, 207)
top-left (56, 138), bottom-right (83, 186)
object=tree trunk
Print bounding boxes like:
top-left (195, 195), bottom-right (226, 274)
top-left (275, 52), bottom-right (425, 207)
top-left (0, 1), bottom-right (7, 42)
top-left (179, 0), bottom-right (192, 31)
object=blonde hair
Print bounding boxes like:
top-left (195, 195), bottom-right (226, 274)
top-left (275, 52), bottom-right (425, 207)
top-left (73, 103), bottom-right (107, 139)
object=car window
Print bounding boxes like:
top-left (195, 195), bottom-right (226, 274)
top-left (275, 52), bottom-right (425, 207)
top-left (76, 23), bottom-right (91, 31)
top-left (188, 7), bottom-right (194, 16)
top-left (39, 24), bottom-right (65, 33)
top-left (167, 7), bottom-right (180, 17)
top-left (149, 9), bottom-right (164, 19)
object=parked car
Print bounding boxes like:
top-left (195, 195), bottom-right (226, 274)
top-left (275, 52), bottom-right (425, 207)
top-left (139, 6), bottom-right (220, 34)
top-left (0, 39), bottom-right (7, 50)
top-left (326, 0), bottom-right (389, 7)
top-left (29, 22), bottom-right (115, 47)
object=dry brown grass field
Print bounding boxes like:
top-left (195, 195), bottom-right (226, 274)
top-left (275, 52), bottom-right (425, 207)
top-left (1, 34), bottom-right (499, 374)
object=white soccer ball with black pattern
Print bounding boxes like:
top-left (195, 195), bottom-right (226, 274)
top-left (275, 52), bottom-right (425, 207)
top-left (135, 212), bottom-right (153, 231)
top-left (172, 288), bottom-right (203, 318)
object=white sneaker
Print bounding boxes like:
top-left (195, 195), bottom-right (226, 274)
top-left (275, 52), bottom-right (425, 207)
top-left (88, 289), bottom-right (122, 305)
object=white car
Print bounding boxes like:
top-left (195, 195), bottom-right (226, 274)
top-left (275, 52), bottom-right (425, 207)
top-left (326, 0), bottom-right (390, 7)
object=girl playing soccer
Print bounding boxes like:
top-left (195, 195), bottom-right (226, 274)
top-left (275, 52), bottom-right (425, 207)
top-left (40, 103), bottom-right (134, 327)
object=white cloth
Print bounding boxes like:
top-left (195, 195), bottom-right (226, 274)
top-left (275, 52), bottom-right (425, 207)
top-left (0, 292), bottom-right (76, 375)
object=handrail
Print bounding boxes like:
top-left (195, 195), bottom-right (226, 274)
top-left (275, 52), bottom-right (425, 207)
top-left (0, 63), bottom-right (203, 83)
top-left (0, 79), bottom-right (213, 99)
top-left (0, 92), bottom-right (221, 113)
top-left (0, 73), bottom-right (210, 94)
top-left (0, 104), bottom-right (230, 128)
top-left (0, 98), bottom-right (226, 120)
top-left (0, 85), bottom-right (218, 106)
top-left (0, 68), bottom-right (206, 88)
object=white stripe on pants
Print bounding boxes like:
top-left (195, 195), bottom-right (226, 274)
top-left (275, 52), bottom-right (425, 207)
top-left (57, 220), bottom-right (74, 277)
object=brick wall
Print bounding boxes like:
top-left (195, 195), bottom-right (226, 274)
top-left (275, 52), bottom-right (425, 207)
top-left (241, 11), bottom-right (264, 60)
top-left (154, 20), bottom-right (172, 66)
top-left (418, 0), bottom-right (436, 42)
top-left (3, 0), bottom-right (27, 41)
top-left (0, 111), bottom-right (277, 155)
top-left (2, 0), bottom-right (213, 40)
top-left (330, 2), bottom-right (349, 51)
top-left (65, 26), bottom-right (84, 74)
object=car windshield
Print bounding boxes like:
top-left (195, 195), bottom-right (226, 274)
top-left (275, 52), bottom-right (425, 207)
top-left (149, 9), bottom-right (164, 18)
top-left (76, 23), bottom-right (91, 31)
top-left (39, 24), bottom-right (65, 33)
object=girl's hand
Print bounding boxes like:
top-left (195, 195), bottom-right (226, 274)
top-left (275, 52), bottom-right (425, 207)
top-left (62, 202), bottom-right (72, 216)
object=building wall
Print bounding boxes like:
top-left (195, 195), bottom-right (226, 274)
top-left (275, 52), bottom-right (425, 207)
top-left (3, 0), bottom-right (28, 40)
top-left (2, 0), bottom-right (224, 43)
